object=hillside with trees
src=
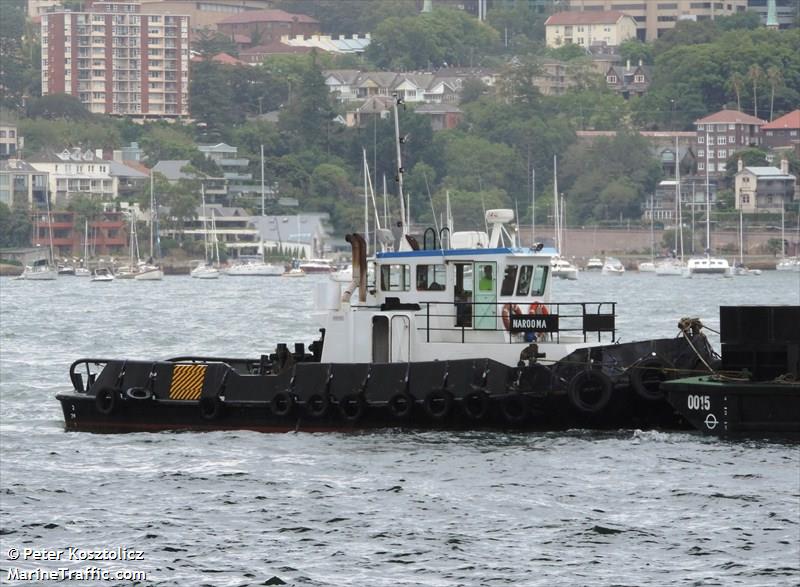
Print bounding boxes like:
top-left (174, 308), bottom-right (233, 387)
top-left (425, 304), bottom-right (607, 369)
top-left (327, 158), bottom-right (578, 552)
top-left (2, 0), bottom-right (798, 238)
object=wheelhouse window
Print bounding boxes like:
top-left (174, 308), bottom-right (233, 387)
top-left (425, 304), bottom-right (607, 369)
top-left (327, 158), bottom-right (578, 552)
top-left (380, 264), bottom-right (410, 292)
top-left (500, 264), bottom-right (518, 296)
top-left (507, 264), bottom-right (548, 297)
top-left (416, 264), bottom-right (446, 291)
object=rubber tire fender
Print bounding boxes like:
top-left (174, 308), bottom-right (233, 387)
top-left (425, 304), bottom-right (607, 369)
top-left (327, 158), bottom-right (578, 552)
top-left (567, 370), bottom-right (613, 414)
top-left (305, 392), bottom-right (330, 418)
top-left (95, 387), bottom-right (118, 415)
top-left (125, 387), bottom-right (153, 401)
top-left (462, 390), bottom-right (489, 420)
top-left (424, 390), bottom-right (453, 420)
top-left (388, 392), bottom-right (414, 419)
top-left (630, 357), bottom-right (674, 401)
top-left (338, 393), bottom-right (366, 422)
top-left (271, 391), bottom-right (294, 417)
top-left (199, 396), bottom-right (222, 421)
top-left (501, 393), bottom-right (528, 424)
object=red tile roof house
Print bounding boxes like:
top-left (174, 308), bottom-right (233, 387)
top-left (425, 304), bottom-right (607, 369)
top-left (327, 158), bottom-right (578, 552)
top-left (694, 109), bottom-right (767, 177)
top-left (761, 110), bottom-right (800, 154)
top-left (217, 9), bottom-right (319, 49)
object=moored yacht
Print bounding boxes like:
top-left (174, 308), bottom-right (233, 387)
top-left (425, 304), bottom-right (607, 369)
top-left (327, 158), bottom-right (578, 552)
top-left (550, 257), bottom-right (579, 280)
top-left (601, 257), bottom-right (625, 276)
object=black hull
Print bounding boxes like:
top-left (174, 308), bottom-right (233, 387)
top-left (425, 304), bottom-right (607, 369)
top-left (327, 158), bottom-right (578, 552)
top-left (57, 390), bottom-right (688, 434)
top-left (664, 377), bottom-right (800, 438)
top-left (57, 336), bottom-right (710, 434)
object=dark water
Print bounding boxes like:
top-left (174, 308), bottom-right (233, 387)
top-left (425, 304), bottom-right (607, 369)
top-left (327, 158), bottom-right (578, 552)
top-left (1, 272), bottom-right (799, 586)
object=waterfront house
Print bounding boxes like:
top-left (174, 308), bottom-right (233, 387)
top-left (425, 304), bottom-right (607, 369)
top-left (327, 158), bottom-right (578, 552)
top-left (735, 158), bottom-right (797, 214)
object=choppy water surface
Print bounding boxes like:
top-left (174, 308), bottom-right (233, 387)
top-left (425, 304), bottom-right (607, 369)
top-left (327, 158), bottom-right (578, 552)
top-left (1, 272), bottom-right (799, 586)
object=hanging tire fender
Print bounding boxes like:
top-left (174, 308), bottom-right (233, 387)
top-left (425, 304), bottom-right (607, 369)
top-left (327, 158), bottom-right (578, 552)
top-left (199, 396), bottom-right (223, 421)
top-left (271, 391), bottom-right (294, 417)
top-left (567, 370), bottom-right (613, 414)
top-left (125, 387), bottom-right (153, 401)
top-left (95, 387), bottom-right (118, 415)
top-left (629, 357), bottom-right (674, 401)
top-left (462, 390), bottom-right (490, 420)
top-left (424, 390), bottom-right (453, 419)
top-left (338, 393), bottom-right (366, 422)
top-left (305, 392), bottom-right (330, 418)
top-left (388, 392), bottom-right (414, 419)
top-left (501, 393), bottom-right (528, 424)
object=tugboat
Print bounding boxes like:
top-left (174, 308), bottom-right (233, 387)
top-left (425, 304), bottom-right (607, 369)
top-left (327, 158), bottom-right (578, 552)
top-left (56, 209), bottom-right (717, 433)
top-left (662, 306), bottom-right (800, 438)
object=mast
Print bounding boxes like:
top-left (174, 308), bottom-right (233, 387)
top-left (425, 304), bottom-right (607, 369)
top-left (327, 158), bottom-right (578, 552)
top-left (260, 144), bottom-right (266, 217)
top-left (780, 205), bottom-right (785, 258)
top-left (44, 190), bottom-right (55, 265)
top-left (676, 136), bottom-right (684, 261)
top-left (363, 148), bottom-right (369, 254)
top-left (201, 184), bottom-right (209, 263)
top-left (212, 209), bottom-right (220, 266)
top-left (531, 166), bottom-right (535, 247)
top-left (553, 154), bottom-right (560, 254)
top-left (705, 129), bottom-right (711, 255)
top-left (149, 171), bottom-right (154, 259)
top-left (739, 208), bottom-right (744, 265)
top-left (382, 174), bottom-right (388, 228)
top-left (393, 96), bottom-right (407, 239)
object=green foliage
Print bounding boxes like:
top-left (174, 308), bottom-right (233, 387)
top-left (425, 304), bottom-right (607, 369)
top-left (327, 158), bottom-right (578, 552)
top-left (0, 0), bottom-right (40, 112)
top-left (496, 56), bottom-right (543, 107)
top-left (618, 39), bottom-right (654, 66)
top-left (274, 0), bottom-right (415, 34)
top-left (193, 29), bottom-right (239, 57)
top-left (459, 78), bottom-right (488, 104)
top-left (485, 5), bottom-right (546, 52)
top-left (0, 202), bottom-right (32, 247)
top-left (367, 8), bottom-right (499, 70)
top-left (66, 195), bottom-right (103, 229)
top-left (545, 44), bottom-right (587, 61)
top-left (723, 147), bottom-right (769, 185)
top-left (17, 117), bottom-right (123, 154)
top-left (139, 125), bottom-right (197, 165)
top-left (26, 94), bottom-right (90, 120)
top-left (278, 53), bottom-right (337, 147)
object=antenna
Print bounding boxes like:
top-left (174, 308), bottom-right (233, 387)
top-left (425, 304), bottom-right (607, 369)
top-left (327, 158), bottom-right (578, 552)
top-left (393, 95), bottom-right (407, 239)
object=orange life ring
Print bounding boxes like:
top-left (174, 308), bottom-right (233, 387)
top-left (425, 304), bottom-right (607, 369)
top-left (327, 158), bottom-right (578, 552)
top-left (501, 303), bottom-right (522, 330)
top-left (528, 302), bottom-right (549, 316)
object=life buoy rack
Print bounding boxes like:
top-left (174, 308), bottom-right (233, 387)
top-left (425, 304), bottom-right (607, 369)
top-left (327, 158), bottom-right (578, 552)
top-left (338, 393), bottom-right (366, 422)
top-left (501, 304), bottom-right (522, 330)
top-left (199, 396), bottom-right (222, 420)
top-left (305, 392), bottom-right (330, 418)
top-left (270, 391), bottom-right (294, 417)
top-left (567, 370), bottom-right (613, 414)
top-left (629, 357), bottom-right (673, 401)
top-left (95, 387), bottom-right (117, 415)
top-left (424, 390), bottom-right (453, 419)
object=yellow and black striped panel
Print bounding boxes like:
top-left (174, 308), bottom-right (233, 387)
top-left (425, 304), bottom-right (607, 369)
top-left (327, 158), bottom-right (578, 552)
top-left (169, 364), bottom-right (207, 400)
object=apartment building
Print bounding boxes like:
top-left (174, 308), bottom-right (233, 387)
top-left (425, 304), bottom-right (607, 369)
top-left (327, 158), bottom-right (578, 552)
top-left (563, 1), bottom-right (749, 41)
top-left (694, 109), bottom-right (766, 177)
top-left (27, 147), bottom-right (118, 206)
top-left (0, 160), bottom-right (49, 208)
top-left (41, 0), bottom-right (190, 118)
top-left (544, 10), bottom-right (638, 47)
top-left (0, 123), bottom-right (20, 160)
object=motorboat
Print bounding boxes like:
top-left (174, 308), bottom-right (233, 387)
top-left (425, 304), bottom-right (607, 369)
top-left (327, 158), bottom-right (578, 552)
top-left (637, 261), bottom-right (656, 273)
top-left (585, 258), bottom-right (603, 271)
top-left (776, 257), bottom-right (800, 272)
top-left (91, 267), bottom-right (114, 282)
top-left (601, 257), bottom-right (625, 276)
top-left (655, 257), bottom-right (685, 277)
top-left (190, 261), bottom-right (220, 280)
top-left (225, 258), bottom-right (284, 276)
top-left (299, 259), bottom-right (334, 273)
top-left (282, 268), bottom-right (306, 278)
top-left (550, 257), bottom-right (579, 280)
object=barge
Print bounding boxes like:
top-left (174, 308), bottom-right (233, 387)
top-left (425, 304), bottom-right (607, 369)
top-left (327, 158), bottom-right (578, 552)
top-left (663, 305), bottom-right (800, 438)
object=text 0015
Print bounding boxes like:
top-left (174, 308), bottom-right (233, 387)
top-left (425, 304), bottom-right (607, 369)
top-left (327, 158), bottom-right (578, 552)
top-left (687, 395), bottom-right (711, 411)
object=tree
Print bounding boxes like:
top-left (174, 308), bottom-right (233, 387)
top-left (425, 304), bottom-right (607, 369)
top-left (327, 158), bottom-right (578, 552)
top-left (66, 195), bottom-right (103, 231)
top-left (140, 126), bottom-right (197, 165)
top-left (766, 65), bottom-right (783, 121)
top-left (0, 202), bottom-right (32, 247)
top-left (619, 39), bottom-right (654, 66)
top-left (278, 52), bottom-right (337, 148)
top-left (189, 60), bottom-right (241, 133)
top-left (723, 147), bottom-right (769, 185)
top-left (193, 28), bottom-right (238, 57)
top-left (26, 94), bottom-right (90, 120)
top-left (497, 56), bottom-right (543, 107)
top-left (729, 71), bottom-right (745, 111)
top-left (748, 64), bottom-right (764, 118)
top-left (460, 78), bottom-right (488, 104)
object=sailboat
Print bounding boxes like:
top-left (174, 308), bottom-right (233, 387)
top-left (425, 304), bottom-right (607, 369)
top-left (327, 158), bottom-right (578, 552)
top-left (655, 137), bottom-right (687, 276)
top-left (549, 155), bottom-right (578, 280)
top-left (687, 130), bottom-right (730, 276)
top-left (74, 219), bottom-right (91, 276)
top-left (775, 204), bottom-right (800, 272)
top-left (191, 185), bottom-right (220, 279)
top-left (19, 194), bottom-right (58, 280)
top-left (731, 208), bottom-right (761, 276)
top-left (135, 172), bottom-right (164, 280)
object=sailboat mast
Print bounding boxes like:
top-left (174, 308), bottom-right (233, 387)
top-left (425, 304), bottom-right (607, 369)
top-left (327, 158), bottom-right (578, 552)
top-left (382, 174), bottom-right (388, 228)
top-left (553, 154), bottom-right (560, 253)
top-left (393, 97), bottom-right (406, 237)
top-left (260, 144), bottom-right (265, 217)
top-left (705, 129), bottom-right (711, 254)
top-left (45, 190), bottom-right (55, 265)
top-left (201, 184), bottom-right (209, 263)
top-left (363, 148), bottom-right (369, 254)
top-left (149, 172), bottom-right (154, 258)
top-left (676, 136), bottom-right (684, 260)
top-left (531, 166), bottom-right (535, 247)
